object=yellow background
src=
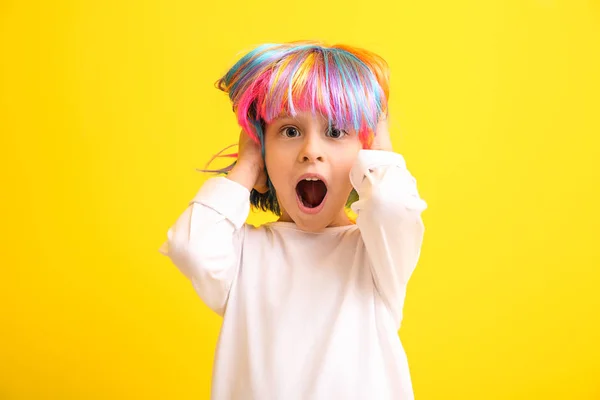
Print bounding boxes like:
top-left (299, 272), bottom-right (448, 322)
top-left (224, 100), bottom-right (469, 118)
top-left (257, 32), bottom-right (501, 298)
top-left (1, 0), bottom-right (599, 398)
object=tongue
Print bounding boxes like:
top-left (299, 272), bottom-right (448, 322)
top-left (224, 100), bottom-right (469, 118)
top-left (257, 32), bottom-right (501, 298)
top-left (297, 180), bottom-right (327, 208)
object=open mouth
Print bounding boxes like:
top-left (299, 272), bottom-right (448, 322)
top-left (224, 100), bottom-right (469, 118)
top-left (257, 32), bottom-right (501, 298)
top-left (296, 178), bottom-right (328, 210)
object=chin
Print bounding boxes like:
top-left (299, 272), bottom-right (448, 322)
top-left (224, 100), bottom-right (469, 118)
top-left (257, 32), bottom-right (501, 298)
top-left (278, 189), bottom-right (346, 232)
top-left (290, 205), bottom-right (341, 232)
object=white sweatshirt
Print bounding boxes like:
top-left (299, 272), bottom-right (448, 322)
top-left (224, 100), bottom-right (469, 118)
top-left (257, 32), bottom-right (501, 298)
top-left (159, 149), bottom-right (428, 400)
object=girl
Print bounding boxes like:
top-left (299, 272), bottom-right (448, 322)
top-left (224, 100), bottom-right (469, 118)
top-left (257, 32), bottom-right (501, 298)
top-left (159, 41), bottom-right (427, 400)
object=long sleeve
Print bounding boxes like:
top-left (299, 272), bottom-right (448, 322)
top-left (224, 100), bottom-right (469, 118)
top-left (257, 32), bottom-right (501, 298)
top-left (159, 177), bottom-right (250, 316)
top-left (350, 150), bottom-right (428, 327)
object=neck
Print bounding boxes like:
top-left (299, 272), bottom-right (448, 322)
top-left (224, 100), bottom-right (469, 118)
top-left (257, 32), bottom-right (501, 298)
top-left (277, 209), bottom-right (354, 227)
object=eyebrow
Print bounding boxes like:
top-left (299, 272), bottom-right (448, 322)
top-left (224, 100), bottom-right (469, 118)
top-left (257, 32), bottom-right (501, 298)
top-left (272, 114), bottom-right (297, 123)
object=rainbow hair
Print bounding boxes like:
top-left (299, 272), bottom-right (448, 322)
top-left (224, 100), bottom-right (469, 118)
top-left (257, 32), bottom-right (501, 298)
top-left (201, 41), bottom-right (390, 215)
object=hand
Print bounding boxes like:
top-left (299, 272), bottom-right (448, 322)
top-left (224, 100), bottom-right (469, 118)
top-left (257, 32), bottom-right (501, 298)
top-left (228, 129), bottom-right (269, 193)
top-left (370, 114), bottom-right (393, 151)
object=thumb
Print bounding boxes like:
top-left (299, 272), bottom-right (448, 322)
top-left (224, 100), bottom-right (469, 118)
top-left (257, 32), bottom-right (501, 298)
top-left (254, 167), bottom-right (269, 194)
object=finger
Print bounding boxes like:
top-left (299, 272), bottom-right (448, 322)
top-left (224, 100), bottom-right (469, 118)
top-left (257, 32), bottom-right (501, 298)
top-left (255, 185), bottom-right (270, 194)
top-left (375, 114), bottom-right (389, 136)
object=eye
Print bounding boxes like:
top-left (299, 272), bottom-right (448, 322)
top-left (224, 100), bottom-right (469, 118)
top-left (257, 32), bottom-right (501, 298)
top-left (282, 126), bottom-right (300, 138)
top-left (327, 127), bottom-right (348, 139)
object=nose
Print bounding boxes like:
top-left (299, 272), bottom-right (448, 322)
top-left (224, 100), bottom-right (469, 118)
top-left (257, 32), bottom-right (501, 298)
top-left (298, 133), bottom-right (324, 163)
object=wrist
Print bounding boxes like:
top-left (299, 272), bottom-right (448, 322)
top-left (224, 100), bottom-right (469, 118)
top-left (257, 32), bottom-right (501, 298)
top-left (370, 142), bottom-right (393, 151)
top-left (228, 163), bottom-right (260, 192)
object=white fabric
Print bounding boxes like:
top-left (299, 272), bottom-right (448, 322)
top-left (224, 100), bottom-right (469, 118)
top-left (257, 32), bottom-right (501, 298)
top-left (160, 149), bottom-right (427, 400)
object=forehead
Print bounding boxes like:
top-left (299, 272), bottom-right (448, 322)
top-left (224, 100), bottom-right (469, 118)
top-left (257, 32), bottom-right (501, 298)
top-left (268, 111), bottom-right (332, 126)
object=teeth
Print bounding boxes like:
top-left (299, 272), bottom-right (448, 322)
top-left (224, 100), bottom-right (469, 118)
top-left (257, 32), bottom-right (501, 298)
top-left (304, 177), bottom-right (320, 181)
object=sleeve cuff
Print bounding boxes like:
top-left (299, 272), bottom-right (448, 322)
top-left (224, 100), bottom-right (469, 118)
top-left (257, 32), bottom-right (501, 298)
top-left (190, 177), bottom-right (250, 230)
top-left (349, 149), bottom-right (407, 189)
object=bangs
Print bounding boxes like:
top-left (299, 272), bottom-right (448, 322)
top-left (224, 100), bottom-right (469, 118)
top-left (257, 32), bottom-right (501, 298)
top-left (218, 42), bottom-right (389, 145)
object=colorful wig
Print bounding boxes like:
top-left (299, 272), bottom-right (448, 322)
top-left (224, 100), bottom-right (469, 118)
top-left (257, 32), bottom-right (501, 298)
top-left (201, 40), bottom-right (390, 215)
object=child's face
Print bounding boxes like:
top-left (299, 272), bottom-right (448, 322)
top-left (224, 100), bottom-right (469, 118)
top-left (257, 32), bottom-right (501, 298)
top-left (264, 111), bottom-right (363, 232)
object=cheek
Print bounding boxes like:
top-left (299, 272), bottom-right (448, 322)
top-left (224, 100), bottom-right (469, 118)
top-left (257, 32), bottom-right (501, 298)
top-left (338, 150), bottom-right (361, 189)
top-left (329, 161), bottom-right (356, 196)
top-left (337, 148), bottom-right (361, 176)
top-left (264, 152), bottom-right (288, 187)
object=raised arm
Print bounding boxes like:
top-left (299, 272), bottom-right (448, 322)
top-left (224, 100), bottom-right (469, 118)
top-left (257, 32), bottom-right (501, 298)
top-left (350, 119), bottom-right (428, 327)
top-left (159, 129), bottom-right (267, 316)
top-left (159, 176), bottom-right (250, 316)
